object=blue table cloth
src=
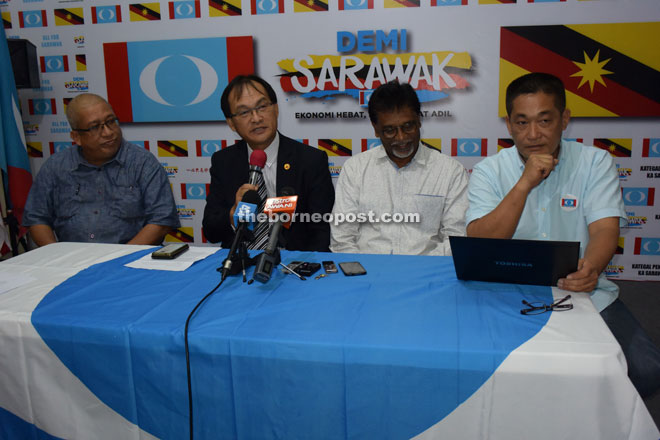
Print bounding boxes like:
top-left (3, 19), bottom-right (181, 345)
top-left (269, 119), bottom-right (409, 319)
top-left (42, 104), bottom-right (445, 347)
top-left (30, 248), bottom-right (551, 439)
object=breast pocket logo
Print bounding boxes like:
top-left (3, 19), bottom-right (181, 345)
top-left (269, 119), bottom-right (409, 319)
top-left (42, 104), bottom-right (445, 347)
top-left (560, 194), bottom-right (578, 211)
top-left (103, 36), bottom-right (254, 122)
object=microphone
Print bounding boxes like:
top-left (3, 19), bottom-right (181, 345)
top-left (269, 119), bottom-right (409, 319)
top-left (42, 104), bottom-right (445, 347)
top-left (253, 187), bottom-right (298, 284)
top-left (248, 150), bottom-right (267, 186)
top-left (220, 190), bottom-right (260, 280)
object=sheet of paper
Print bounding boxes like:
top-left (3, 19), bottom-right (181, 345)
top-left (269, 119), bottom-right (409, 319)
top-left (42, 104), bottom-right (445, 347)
top-left (125, 246), bottom-right (220, 271)
top-left (0, 272), bottom-right (36, 295)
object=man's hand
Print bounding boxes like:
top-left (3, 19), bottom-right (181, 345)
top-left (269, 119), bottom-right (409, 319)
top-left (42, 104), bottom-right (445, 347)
top-left (557, 258), bottom-right (599, 292)
top-left (229, 183), bottom-right (259, 221)
top-left (519, 154), bottom-right (558, 192)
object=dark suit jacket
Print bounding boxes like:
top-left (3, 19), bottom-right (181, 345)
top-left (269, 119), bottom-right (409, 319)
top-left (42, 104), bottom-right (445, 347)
top-left (202, 133), bottom-right (335, 252)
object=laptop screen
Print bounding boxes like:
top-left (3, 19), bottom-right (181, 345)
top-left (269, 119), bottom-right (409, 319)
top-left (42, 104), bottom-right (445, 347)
top-left (449, 236), bottom-right (580, 286)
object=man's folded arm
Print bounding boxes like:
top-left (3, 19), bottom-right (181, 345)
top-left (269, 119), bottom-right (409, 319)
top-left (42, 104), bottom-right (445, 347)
top-left (465, 166), bottom-right (528, 239)
top-left (127, 224), bottom-right (173, 245)
top-left (29, 224), bottom-right (57, 246)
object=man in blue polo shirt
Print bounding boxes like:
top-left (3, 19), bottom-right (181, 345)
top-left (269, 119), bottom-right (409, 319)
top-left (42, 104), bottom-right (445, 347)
top-left (466, 72), bottom-right (660, 398)
top-left (23, 93), bottom-right (180, 246)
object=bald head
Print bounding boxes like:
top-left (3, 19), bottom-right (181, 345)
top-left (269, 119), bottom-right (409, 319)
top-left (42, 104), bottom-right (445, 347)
top-left (66, 93), bottom-right (112, 130)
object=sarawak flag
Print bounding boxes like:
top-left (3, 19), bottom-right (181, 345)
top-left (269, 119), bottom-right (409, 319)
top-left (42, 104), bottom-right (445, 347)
top-left (421, 139), bottom-right (442, 152)
top-left (76, 55), bottom-right (87, 72)
top-left (293, 0), bottom-right (328, 12)
top-left (318, 139), bottom-right (352, 156)
top-left (209, 0), bottom-right (242, 16)
top-left (103, 36), bottom-right (253, 122)
top-left (130, 3), bottom-right (161, 21)
top-left (593, 138), bottom-right (632, 158)
top-left (2, 11), bottom-right (11, 29)
top-left (384, 0), bottom-right (419, 7)
top-left (0, 27), bottom-right (33, 226)
top-left (166, 227), bottom-right (194, 243)
top-left (157, 140), bottom-right (188, 157)
top-left (27, 142), bottom-right (43, 158)
top-left (479, 0), bottom-right (516, 4)
top-left (500, 23), bottom-right (660, 117)
top-left (497, 138), bottom-right (514, 151)
top-left (54, 8), bottom-right (84, 26)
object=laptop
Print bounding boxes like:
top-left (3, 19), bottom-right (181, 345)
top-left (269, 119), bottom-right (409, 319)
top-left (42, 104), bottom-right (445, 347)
top-left (449, 236), bottom-right (580, 286)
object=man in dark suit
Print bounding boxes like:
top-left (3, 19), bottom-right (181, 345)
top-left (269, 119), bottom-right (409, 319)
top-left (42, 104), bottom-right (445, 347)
top-left (202, 75), bottom-right (334, 252)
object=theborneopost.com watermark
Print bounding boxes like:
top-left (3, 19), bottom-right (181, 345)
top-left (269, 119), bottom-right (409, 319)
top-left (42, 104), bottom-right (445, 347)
top-left (240, 211), bottom-right (420, 226)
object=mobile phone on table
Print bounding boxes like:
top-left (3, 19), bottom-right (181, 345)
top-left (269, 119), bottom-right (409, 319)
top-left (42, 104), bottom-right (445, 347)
top-left (151, 243), bottom-right (189, 259)
top-left (322, 260), bottom-right (338, 274)
top-left (339, 261), bottom-right (367, 276)
top-left (297, 262), bottom-right (321, 276)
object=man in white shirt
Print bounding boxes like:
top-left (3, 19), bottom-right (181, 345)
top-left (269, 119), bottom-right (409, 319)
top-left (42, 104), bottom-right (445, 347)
top-left (330, 81), bottom-right (468, 256)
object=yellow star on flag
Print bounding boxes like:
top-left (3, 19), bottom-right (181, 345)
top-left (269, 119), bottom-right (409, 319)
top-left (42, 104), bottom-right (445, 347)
top-left (570, 49), bottom-right (613, 93)
top-left (142, 9), bottom-right (148, 15)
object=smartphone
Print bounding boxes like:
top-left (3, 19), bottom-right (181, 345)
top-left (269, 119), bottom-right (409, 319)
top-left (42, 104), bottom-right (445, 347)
top-left (297, 262), bottom-right (321, 276)
top-left (339, 261), bottom-right (367, 276)
top-left (151, 243), bottom-right (189, 259)
top-left (322, 260), bottom-right (338, 274)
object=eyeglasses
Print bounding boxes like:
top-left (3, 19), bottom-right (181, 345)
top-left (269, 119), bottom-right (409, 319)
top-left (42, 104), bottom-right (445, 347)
top-left (230, 102), bottom-right (274, 120)
top-left (520, 294), bottom-right (573, 315)
top-left (74, 117), bottom-right (119, 135)
top-left (381, 121), bottom-right (418, 139)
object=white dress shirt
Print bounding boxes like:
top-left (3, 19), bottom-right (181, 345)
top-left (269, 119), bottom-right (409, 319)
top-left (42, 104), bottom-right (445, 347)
top-left (331, 143), bottom-right (469, 256)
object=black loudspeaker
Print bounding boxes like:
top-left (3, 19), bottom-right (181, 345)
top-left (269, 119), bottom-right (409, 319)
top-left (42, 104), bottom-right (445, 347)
top-left (8, 38), bottom-right (39, 89)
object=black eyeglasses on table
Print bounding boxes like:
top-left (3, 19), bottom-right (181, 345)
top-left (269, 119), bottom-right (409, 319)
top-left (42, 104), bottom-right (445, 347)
top-left (520, 294), bottom-right (573, 315)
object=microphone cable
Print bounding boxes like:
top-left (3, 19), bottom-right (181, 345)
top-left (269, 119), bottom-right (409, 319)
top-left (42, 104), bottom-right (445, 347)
top-left (184, 277), bottom-right (226, 440)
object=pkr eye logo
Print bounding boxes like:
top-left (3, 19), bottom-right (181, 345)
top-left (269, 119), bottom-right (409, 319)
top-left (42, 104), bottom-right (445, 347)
top-left (181, 183), bottom-right (209, 200)
top-left (139, 55), bottom-right (218, 107)
top-left (196, 140), bottom-right (224, 156)
top-left (28, 99), bottom-right (56, 115)
top-left (643, 138), bottom-right (660, 158)
top-left (339, 0), bottom-right (372, 10)
top-left (622, 188), bottom-right (655, 206)
top-left (459, 140), bottom-right (480, 155)
top-left (49, 142), bottom-right (74, 154)
top-left (634, 237), bottom-right (660, 255)
top-left (99, 8), bottom-right (115, 21)
top-left (42, 56), bottom-right (68, 73)
top-left (19, 10), bottom-right (47, 28)
top-left (361, 138), bottom-right (380, 152)
top-left (258, 0), bottom-right (277, 12)
top-left (451, 138), bottom-right (486, 157)
top-left (104, 37), bottom-right (254, 122)
top-left (171, 1), bottom-right (201, 19)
